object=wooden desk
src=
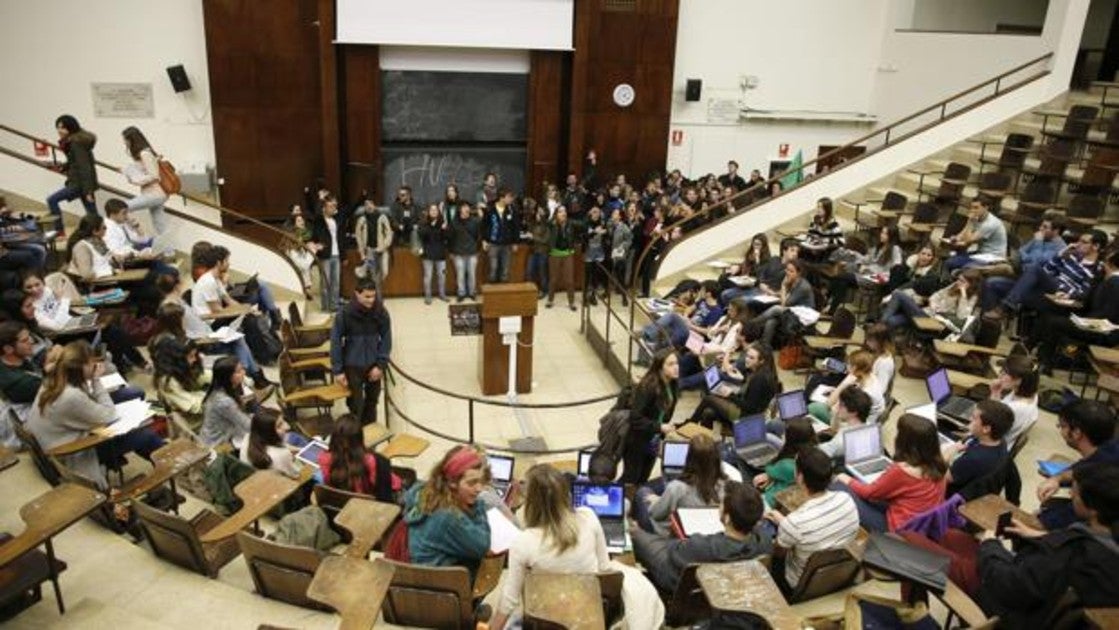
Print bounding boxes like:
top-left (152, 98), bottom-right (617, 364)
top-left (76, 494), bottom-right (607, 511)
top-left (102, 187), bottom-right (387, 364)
top-left (0, 484), bottom-right (107, 613)
top-left (959, 494), bottom-right (1043, 532)
top-left (1086, 608), bottom-right (1119, 629)
top-left (378, 434), bottom-right (430, 459)
top-left (913, 316), bottom-right (947, 334)
top-left (290, 355), bottom-right (331, 371)
top-left (945, 369), bottom-right (988, 393)
top-left (307, 555), bottom-right (395, 630)
top-left (282, 382), bottom-right (349, 404)
top-left (1090, 345), bottom-right (1119, 365)
top-left (672, 422), bottom-right (715, 441)
top-left (200, 302), bottom-right (252, 321)
top-left (696, 560), bottom-right (800, 630)
top-left (523, 572), bottom-right (605, 630)
top-left (116, 439), bottom-right (210, 506)
top-left (335, 499), bottom-right (400, 559)
top-left (0, 444), bottom-right (18, 472)
top-left (362, 423), bottom-right (392, 449)
top-left (550, 459), bottom-right (579, 475)
top-left (933, 339), bottom-right (1004, 358)
top-left (88, 268), bottom-right (148, 286)
top-left (198, 470), bottom-right (308, 543)
top-left (804, 335), bottom-right (861, 350)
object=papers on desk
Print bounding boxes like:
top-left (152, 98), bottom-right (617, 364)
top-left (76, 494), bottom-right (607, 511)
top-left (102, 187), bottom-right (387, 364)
top-left (750, 294), bottom-right (780, 305)
top-left (210, 326), bottom-right (244, 343)
top-left (706, 260), bottom-right (733, 270)
top-left (809, 385), bottom-right (834, 404)
top-left (1037, 460), bottom-right (1072, 478)
top-left (1071, 315), bottom-right (1119, 333)
top-left (644, 298), bottom-right (674, 316)
top-left (102, 399), bottom-right (155, 436)
top-left (99, 373), bottom-right (127, 391)
top-left (487, 507), bottom-right (521, 553)
top-left (727, 275), bottom-right (756, 287)
top-left (672, 507), bottom-right (723, 538)
top-left (969, 253), bottom-right (1006, 264)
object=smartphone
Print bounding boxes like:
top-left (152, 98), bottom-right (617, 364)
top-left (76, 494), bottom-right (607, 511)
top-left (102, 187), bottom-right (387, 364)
top-left (823, 358), bottom-right (847, 374)
top-left (995, 511), bottom-right (1012, 537)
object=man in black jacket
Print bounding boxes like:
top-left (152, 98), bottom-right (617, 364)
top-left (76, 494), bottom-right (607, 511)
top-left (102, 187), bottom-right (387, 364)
top-left (717, 160), bottom-right (748, 192)
top-left (482, 189), bottom-right (520, 283)
top-left (331, 277), bottom-right (392, 425)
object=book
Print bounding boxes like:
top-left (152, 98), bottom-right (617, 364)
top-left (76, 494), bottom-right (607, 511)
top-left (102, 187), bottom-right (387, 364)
top-left (101, 399), bottom-right (155, 436)
top-left (671, 507), bottom-right (723, 539)
top-left (1071, 315), bottom-right (1119, 333)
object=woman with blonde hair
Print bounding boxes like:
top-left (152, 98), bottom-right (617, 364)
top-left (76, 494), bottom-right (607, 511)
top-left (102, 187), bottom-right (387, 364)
top-left (490, 464), bottom-right (665, 630)
top-left (403, 445), bottom-right (491, 576)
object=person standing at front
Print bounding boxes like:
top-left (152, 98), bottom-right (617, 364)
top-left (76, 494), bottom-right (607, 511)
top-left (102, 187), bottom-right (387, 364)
top-left (332, 277), bottom-right (392, 425)
top-left (311, 194), bottom-right (342, 312)
top-left (483, 188), bottom-right (520, 283)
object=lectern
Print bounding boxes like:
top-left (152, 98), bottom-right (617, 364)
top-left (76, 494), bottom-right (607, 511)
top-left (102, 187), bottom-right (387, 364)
top-left (478, 283), bottom-right (537, 395)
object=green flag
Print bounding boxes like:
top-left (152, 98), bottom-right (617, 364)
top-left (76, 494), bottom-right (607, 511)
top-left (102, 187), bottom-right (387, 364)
top-left (779, 150), bottom-right (803, 190)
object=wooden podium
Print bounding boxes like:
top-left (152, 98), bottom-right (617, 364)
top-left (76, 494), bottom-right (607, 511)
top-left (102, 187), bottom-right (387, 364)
top-left (478, 283), bottom-right (538, 395)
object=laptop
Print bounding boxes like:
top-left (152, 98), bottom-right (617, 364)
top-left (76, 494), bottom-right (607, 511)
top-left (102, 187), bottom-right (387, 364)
top-left (661, 441), bottom-right (689, 479)
top-left (60, 312), bottom-right (98, 331)
top-left (732, 414), bottom-right (779, 468)
top-left (908, 403), bottom-right (958, 446)
top-left (488, 454), bottom-right (515, 500)
top-left (572, 482), bottom-right (627, 552)
top-left (844, 424), bottom-right (893, 484)
top-left (295, 439), bottom-right (329, 469)
top-left (704, 365), bottom-right (737, 397)
top-left (685, 330), bottom-right (706, 355)
top-left (776, 390), bottom-right (808, 421)
top-left (926, 368), bottom-right (976, 424)
top-left (576, 449), bottom-right (595, 477)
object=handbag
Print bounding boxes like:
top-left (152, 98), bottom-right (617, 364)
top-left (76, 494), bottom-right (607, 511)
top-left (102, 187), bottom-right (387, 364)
top-left (157, 156), bottom-right (182, 195)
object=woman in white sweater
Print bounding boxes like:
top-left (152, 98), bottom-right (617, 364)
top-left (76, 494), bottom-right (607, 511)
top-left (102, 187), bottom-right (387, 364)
top-left (240, 409), bottom-right (299, 478)
top-left (121, 126), bottom-right (169, 234)
top-left (490, 464), bottom-right (663, 630)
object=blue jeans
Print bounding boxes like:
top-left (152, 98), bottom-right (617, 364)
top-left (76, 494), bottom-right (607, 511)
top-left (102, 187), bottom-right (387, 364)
top-left (421, 259), bottom-right (447, 301)
top-left (676, 353), bottom-right (705, 390)
top-left (126, 192), bottom-right (169, 234)
top-left (0, 246), bottom-right (46, 271)
top-left (453, 254), bottom-right (477, 298)
top-left (202, 338), bottom-right (259, 374)
top-left (981, 276), bottom-right (1014, 311)
top-left (487, 244), bottom-right (511, 283)
top-left (642, 313), bottom-right (690, 351)
top-left (880, 292), bottom-right (927, 328)
top-left (945, 253), bottom-right (981, 273)
top-left (96, 427), bottom-right (165, 468)
top-left (998, 264), bottom-right (1057, 311)
top-left (526, 252), bottom-right (549, 294)
top-left (46, 186), bottom-right (97, 231)
top-left (832, 481), bottom-right (889, 532)
top-left (319, 256), bottom-right (340, 312)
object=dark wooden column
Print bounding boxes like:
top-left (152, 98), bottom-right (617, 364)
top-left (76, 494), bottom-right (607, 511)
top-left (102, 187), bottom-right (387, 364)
top-left (526, 51), bottom-right (569, 198)
top-left (339, 46), bottom-right (381, 203)
top-left (317, 0), bottom-right (342, 193)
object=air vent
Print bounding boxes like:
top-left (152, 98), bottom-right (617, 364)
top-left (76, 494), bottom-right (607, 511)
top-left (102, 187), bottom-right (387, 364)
top-left (604, 0), bottom-right (637, 12)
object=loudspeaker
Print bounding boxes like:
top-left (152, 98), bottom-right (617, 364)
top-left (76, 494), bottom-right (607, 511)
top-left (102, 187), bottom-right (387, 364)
top-left (685, 79), bottom-right (702, 102)
top-left (166, 65), bottom-right (192, 93)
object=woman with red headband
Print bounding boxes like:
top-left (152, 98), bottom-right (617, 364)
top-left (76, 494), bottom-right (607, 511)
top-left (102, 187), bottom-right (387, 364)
top-left (403, 445), bottom-right (492, 577)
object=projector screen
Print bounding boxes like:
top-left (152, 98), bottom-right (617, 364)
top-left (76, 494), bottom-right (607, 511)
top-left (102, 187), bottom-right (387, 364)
top-left (336, 0), bottom-right (575, 50)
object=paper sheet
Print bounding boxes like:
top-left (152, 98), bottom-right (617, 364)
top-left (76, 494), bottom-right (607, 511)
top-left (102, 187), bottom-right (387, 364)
top-left (487, 507), bottom-right (521, 553)
top-left (675, 508), bottom-right (723, 538)
top-left (102, 399), bottom-right (154, 436)
top-left (99, 373), bottom-right (128, 391)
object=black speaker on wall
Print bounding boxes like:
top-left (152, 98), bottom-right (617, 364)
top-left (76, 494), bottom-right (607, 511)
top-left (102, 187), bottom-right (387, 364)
top-left (166, 65), bottom-right (192, 93)
top-left (685, 78), bottom-right (702, 102)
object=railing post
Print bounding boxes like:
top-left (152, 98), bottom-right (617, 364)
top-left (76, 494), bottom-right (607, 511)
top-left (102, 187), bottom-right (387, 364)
top-left (468, 399), bottom-right (475, 444)
top-left (995, 77), bottom-right (1002, 95)
top-left (940, 102), bottom-right (948, 120)
top-left (883, 128), bottom-right (891, 147)
top-left (383, 372), bottom-right (392, 430)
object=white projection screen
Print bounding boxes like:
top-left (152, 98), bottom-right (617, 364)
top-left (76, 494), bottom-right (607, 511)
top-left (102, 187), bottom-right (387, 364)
top-left (336, 0), bottom-right (575, 50)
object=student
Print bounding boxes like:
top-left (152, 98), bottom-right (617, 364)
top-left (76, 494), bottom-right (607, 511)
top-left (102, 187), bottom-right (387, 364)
top-left (1035, 400), bottom-right (1118, 530)
top-left (483, 188), bottom-right (520, 283)
top-left (449, 201), bottom-right (481, 302)
top-left (101, 199), bottom-right (177, 276)
top-left (983, 229), bottom-right (1106, 320)
top-left (865, 323), bottom-right (896, 395)
top-left (526, 205), bottom-right (550, 298)
top-left (440, 184), bottom-right (464, 224)
top-left (808, 350), bottom-right (885, 425)
top-left (120, 126), bottom-right (169, 233)
top-left (310, 194), bottom-right (343, 312)
top-left (26, 341), bottom-right (164, 489)
top-left (150, 336), bottom-right (208, 420)
top-left (943, 399), bottom-right (1014, 497)
top-left (817, 386), bottom-right (873, 462)
top-left (749, 259), bottom-right (815, 349)
top-left (635, 433), bottom-right (726, 535)
top-left (1017, 215), bottom-right (1067, 271)
top-left (764, 449), bottom-right (860, 591)
top-left (879, 269), bottom-right (980, 331)
top-left (0, 290), bottom-right (54, 369)
top-left (642, 280), bottom-right (724, 352)
top-left (242, 409), bottom-right (299, 478)
top-left (200, 356), bottom-right (254, 449)
top-left (621, 350), bottom-right (680, 484)
top-left (835, 413), bottom-right (948, 532)
top-left (403, 446), bottom-right (491, 577)
top-left (826, 225), bottom-right (903, 314)
top-left (65, 215), bottom-right (117, 281)
top-left (417, 204), bottom-right (449, 304)
top-left (754, 418), bottom-right (818, 507)
top-left (583, 206), bottom-right (608, 305)
top-left (804, 197), bottom-right (843, 253)
top-left (1035, 249), bottom-right (1119, 373)
top-left (318, 414), bottom-right (399, 501)
top-left (355, 198), bottom-right (393, 294)
top-left (690, 341), bottom-right (779, 432)
top-left (546, 206), bottom-right (577, 310)
top-left (0, 322), bottom-right (59, 409)
top-left (630, 480), bottom-right (772, 594)
top-left (607, 206), bottom-right (632, 301)
top-left (281, 207), bottom-right (319, 297)
top-left (390, 186), bottom-right (418, 246)
top-left (991, 354), bottom-right (1040, 447)
top-left (676, 299), bottom-right (747, 388)
top-left (718, 160), bottom-right (747, 192)
top-left (719, 234), bottom-right (773, 305)
top-left (331, 277), bottom-right (392, 425)
top-left (944, 197), bottom-right (1008, 273)
top-left (45, 114), bottom-right (98, 233)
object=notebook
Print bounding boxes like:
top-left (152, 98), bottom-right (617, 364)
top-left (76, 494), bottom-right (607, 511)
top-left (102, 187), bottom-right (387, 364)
top-left (661, 441), bottom-right (689, 479)
top-left (295, 439), bottom-right (329, 469)
top-left (488, 454), bottom-right (515, 499)
top-left (733, 414), bottom-right (778, 468)
top-left (862, 533), bottom-right (950, 593)
top-left (572, 482), bottom-right (627, 552)
top-left (844, 424), bottom-right (893, 484)
top-left (487, 507), bottom-right (520, 553)
top-left (908, 403), bottom-right (958, 446)
top-left (672, 507), bottom-right (723, 538)
top-left (776, 390), bottom-right (808, 421)
top-left (926, 368), bottom-right (976, 424)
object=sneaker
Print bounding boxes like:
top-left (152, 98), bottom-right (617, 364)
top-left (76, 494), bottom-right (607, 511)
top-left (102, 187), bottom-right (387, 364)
top-left (546, 302), bottom-right (554, 309)
top-left (424, 298), bottom-right (432, 305)
top-left (438, 296), bottom-right (449, 302)
top-left (569, 303), bottom-right (577, 311)
top-left (456, 295), bottom-right (465, 303)
top-left (253, 383), bottom-right (277, 403)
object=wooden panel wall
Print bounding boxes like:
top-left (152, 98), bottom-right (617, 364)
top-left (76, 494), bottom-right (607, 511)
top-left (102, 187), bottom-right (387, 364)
top-left (339, 46), bottom-right (382, 203)
top-left (568, 0), bottom-right (679, 186)
top-left (203, 0), bottom-right (324, 221)
top-left (525, 51), bottom-right (569, 198)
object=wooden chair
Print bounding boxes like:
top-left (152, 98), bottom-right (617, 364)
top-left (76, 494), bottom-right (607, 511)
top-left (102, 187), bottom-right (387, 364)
top-left (380, 553), bottom-right (507, 630)
top-left (10, 413), bottom-right (61, 486)
top-left (277, 352), bottom-right (337, 437)
top-left (597, 570), bottom-right (625, 626)
top-left (286, 302), bottom-right (332, 347)
top-left (856, 191), bottom-right (907, 233)
top-left (0, 532), bottom-right (68, 616)
top-left (1064, 194), bottom-right (1107, 229)
top-left (1041, 105), bottom-right (1098, 146)
top-left (664, 564), bottom-right (710, 627)
top-left (132, 500), bottom-right (241, 578)
top-left (1003, 179), bottom-right (1058, 234)
top-left (785, 548), bottom-right (861, 604)
top-left (311, 484), bottom-right (390, 543)
top-left (280, 320), bottom-right (330, 357)
top-left (975, 172), bottom-right (1013, 208)
top-left (236, 530), bottom-right (327, 609)
top-left (1023, 137), bottom-right (1077, 182)
top-left (802, 307), bottom-right (857, 360)
top-left (977, 132), bottom-right (1033, 182)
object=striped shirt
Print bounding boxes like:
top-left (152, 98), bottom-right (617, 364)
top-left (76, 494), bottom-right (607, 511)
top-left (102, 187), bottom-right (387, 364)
top-left (776, 490), bottom-right (860, 587)
top-left (1043, 253), bottom-right (1100, 300)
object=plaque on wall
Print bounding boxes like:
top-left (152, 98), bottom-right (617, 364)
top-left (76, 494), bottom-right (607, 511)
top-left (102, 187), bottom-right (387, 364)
top-left (91, 83), bottom-right (155, 118)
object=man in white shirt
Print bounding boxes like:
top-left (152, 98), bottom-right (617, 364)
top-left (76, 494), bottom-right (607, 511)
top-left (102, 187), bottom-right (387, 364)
top-left (103, 199), bottom-right (177, 276)
top-left (818, 387), bottom-right (873, 462)
top-left (764, 448), bottom-right (860, 590)
top-left (192, 245), bottom-right (234, 317)
top-left (311, 195), bottom-right (342, 312)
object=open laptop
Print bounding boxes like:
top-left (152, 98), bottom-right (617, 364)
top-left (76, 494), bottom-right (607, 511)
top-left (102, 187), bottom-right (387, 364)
top-left (572, 482), bottom-right (627, 552)
top-left (844, 424), bottom-right (893, 484)
top-left (685, 330), bottom-right (706, 355)
top-left (776, 390), bottom-right (808, 421)
top-left (488, 454), bottom-right (515, 500)
top-left (733, 414), bottom-right (779, 468)
top-left (60, 312), bottom-right (98, 331)
top-left (926, 367), bottom-right (976, 424)
top-left (661, 441), bottom-right (689, 479)
top-left (576, 449), bottom-right (595, 477)
top-left (908, 403), bottom-right (958, 446)
top-left (704, 365), bottom-right (737, 397)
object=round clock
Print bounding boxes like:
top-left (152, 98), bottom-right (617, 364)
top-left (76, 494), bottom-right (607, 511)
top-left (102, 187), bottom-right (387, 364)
top-left (613, 83), bottom-right (635, 107)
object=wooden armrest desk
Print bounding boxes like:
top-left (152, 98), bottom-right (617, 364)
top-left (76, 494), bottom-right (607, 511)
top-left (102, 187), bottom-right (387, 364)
top-left (696, 560), bottom-right (800, 630)
top-left (307, 555), bottom-right (395, 630)
top-left (335, 499), bottom-right (400, 559)
top-left (198, 469), bottom-right (310, 543)
top-left (958, 494), bottom-right (1043, 532)
top-left (87, 268), bottom-right (148, 286)
top-left (524, 572), bottom-right (605, 630)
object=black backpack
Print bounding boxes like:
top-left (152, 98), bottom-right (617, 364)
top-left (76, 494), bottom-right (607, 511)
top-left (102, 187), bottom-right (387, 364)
top-left (595, 385), bottom-right (635, 464)
top-left (242, 313), bottom-right (282, 365)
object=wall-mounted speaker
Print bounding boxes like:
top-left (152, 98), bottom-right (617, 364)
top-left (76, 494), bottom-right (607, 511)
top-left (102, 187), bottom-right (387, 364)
top-left (166, 65), bottom-right (192, 93)
top-left (685, 79), bottom-right (702, 102)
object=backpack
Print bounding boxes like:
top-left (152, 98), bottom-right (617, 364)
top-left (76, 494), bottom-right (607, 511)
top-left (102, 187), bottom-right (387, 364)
top-left (596, 409), bottom-right (632, 464)
top-left (242, 313), bottom-right (283, 365)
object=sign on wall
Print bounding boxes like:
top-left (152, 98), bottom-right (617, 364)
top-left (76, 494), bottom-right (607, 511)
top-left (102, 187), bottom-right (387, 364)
top-left (91, 83), bottom-right (154, 118)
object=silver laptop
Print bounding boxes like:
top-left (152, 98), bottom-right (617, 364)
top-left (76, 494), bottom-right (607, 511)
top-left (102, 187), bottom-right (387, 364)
top-left (488, 454), bottom-right (515, 500)
top-left (572, 482), bottom-right (627, 552)
top-left (61, 312), bottom-right (98, 331)
top-left (704, 365), bottom-right (737, 397)
top-left (776, 390), bottom-right (808, 421)
top-left (844, 424), bottom-right (893, 484)
top-left (733, 414), bottom-right (778, 468)
top-left (661, 441), bottom-right (689, 479)
top-left (926, 368), bottom-right (976, 425)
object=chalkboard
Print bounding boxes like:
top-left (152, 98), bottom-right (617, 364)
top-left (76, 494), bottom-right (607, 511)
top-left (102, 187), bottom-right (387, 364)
top-left (381, 147), bottom-right (526, 206)
top-left (381, 71), bottom-right (528, 142)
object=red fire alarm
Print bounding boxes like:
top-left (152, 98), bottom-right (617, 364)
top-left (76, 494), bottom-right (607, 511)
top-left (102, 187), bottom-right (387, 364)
top-left (778, 143), bottom-right (790, 158)
top-left (33, 141), bottom-right (49, 158)
top-left (671, 130), bottom-right (684, 146)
